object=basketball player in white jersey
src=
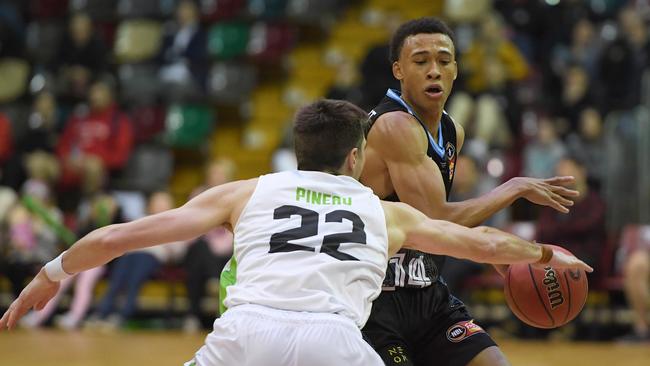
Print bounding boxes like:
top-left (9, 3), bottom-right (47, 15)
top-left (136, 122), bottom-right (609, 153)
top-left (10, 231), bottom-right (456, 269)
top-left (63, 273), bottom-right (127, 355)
top-left (0, 100), bottom-right (592, 366)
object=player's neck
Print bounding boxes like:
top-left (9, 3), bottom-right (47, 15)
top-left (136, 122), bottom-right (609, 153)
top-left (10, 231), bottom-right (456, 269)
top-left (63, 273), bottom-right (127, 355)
top-left (401, 93), bottom-right (443, 137)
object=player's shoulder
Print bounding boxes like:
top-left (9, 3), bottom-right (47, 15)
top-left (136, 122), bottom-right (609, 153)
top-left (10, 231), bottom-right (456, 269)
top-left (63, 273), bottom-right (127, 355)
top-left (372, 110), bottom-right (425, 141)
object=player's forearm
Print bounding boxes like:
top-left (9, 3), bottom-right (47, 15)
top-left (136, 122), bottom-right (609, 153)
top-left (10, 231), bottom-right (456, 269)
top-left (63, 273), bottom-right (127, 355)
top-left (474, 226), bottom-right (543, 264)
top-left (441, 180), bottom-right (523, 227)
top-left (406, 220), bottom-right (543, 265)
top-left (59, 224), bottom-right (126, 275)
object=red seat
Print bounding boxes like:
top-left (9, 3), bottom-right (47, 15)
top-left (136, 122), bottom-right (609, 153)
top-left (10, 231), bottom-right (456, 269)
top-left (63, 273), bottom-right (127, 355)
top-left (247, 22), bottom-right (296, 63)
top-left (201, 0), bottom-right (246, 21)
top-left (596, 224), bottom-right (650, 290)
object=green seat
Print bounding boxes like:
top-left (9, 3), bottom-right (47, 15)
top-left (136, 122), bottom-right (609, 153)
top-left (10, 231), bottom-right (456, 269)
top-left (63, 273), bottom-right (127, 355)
top-left (207, 22), bottom-right (250, 59)
top-left (165, 104), bottom-right (215, 148)
top-left (248, 0), bottom-right (287, 18)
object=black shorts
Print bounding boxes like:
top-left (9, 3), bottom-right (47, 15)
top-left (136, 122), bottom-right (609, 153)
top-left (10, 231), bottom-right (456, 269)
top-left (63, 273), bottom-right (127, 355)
top-left (362, 282), bottom-right (497, 366)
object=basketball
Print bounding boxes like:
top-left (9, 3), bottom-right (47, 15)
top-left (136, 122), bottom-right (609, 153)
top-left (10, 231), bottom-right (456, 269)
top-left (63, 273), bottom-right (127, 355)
top-left (504, 246), bottom-right (589, 329)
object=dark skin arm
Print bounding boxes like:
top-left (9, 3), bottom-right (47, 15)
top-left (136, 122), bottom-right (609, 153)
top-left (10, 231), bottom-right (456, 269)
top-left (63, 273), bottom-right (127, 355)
top-left (364, 111), bottom-right (578, 227)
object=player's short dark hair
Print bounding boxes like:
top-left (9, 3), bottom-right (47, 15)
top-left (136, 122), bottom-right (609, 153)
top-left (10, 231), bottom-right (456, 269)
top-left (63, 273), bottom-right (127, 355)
top-left (293, 99), bottom-right (369, 172)
top-left (389, 17), bottom-right (455, 63)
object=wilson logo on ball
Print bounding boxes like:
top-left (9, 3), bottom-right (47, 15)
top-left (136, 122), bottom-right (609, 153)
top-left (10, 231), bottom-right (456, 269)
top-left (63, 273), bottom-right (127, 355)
top-left (543, 266), bottom-right (564, 309)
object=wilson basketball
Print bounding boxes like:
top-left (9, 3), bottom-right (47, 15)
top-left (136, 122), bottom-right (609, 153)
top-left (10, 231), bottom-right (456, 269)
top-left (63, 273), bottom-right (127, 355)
top-left (504, 246), bottom-right (588, 329)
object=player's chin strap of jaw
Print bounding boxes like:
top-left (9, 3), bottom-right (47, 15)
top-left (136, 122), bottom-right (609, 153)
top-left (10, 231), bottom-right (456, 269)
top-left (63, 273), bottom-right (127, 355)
top-left (43, 251), bottom-right (74, 281)
top-left (535, 244), bottom-right (554, 265)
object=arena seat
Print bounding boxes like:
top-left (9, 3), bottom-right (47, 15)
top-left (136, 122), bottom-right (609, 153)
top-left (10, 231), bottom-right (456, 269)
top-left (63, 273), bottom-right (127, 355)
top-left (247, 22), bottom-right (295, 63)
top-left (246, 0), bottom-right (288, 19)
top-left (129, 103), bottom-right (166, 143)
top-left (117, 63), bottom-right (161, 104)
top-left (164, 104), bottom-right (215, 148)
top-left (208, 62), bottom-right (258, 105)
top-left (286, 0), bottom-right (338, 26)
top-left (200, 0), bottom-right (246, 21)
top-left (68, 0), bottom-right (116, 21)
top-left (117, 0), bottom-right (166, 19)
top-left (207, 22), bottom-right (250, 60)
top-left (0, 58), bottom-right (30, 103)
top-left (111, 143), bottom-right (174, 193)
top-left (25, 21), bottom-right (65, 65)
top-left (114, 20), bottom-right (163, 63)
top-left (29, 0), bottom-right (69, 20)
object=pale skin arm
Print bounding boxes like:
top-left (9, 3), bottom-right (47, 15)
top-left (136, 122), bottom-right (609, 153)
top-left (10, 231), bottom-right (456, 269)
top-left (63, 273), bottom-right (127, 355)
top-left (382, 201), bottom-right (593, 271)
top-left (0, 179), bottom-right (258, 330)
top-left (368, 112), bottom-right (578, 227)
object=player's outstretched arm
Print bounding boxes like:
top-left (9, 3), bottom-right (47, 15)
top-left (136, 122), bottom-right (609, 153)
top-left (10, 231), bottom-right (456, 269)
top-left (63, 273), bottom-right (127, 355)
top-left (382, 201), bottom-right (593, 272)
top-left (0, 179), bottom-right (257, 331)
top-left (369, 114), bottom-right (578, 227)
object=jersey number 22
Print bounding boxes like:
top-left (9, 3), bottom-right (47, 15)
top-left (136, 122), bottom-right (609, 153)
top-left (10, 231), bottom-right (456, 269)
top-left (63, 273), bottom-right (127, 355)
top-left (269, 205), bottom-right (366, 261)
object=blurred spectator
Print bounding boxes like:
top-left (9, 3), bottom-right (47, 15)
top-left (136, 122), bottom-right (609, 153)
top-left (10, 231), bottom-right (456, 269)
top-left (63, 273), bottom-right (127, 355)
top-left (183, 158), bottom-right (235, 332)
top-left (53, 12), bottom-right (108, 101)
top-left (325, 58), bottom-right (362, 106)
top-left (461, 12), bottom-right (529, 95)
top-left (4, 92), bottom-right (62, 191)
top-left (158, 0), bottom-right (207, 99)
top-left (357, 12), bottom-right (401, 111)
top-left (21, 92), bottom-right (60, 153)
top-left (56, 78), bottom-right (134, 195)
top-left (442, 153), bottom-right (508, 294)
top-left (557, 64), bottom-right (594, 130)
top-left (19, 194), bottom-right (122, 329)
top-left (620, 229), bottom-right (650, 342)
top-left (272, 125), bottom-right (297, 172)
top-left (535, 157), bottom-right (605, 267)
top-left (90, 191), bottom-right (187, 330)
top-left (595, 7), bottom-right (650, 113)
top-left (0, 112), bottom-right (12, 178)
top-left (1, 180), bottom-right (62, 298)
top-left (451, 12), bottom-right (529, 148)
top-left (551, 18), bottom-right (601, 80)
top-left (566, 107), bottom-right (606, 188)
top-left (0, 2), bottom-right (25, 58)
top-left (522, 116), bottom-right (566, 179)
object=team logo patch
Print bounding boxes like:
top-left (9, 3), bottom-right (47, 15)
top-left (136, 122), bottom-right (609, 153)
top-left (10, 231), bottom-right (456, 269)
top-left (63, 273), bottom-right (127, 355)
top-left (445, 142), bottom-right (457, 180)
top-left (446, 320), bottom-right (485, 343)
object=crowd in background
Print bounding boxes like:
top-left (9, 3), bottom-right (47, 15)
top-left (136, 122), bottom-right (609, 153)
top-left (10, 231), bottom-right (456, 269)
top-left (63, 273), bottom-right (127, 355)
top-left (0, 0), bottom-right (649, 341)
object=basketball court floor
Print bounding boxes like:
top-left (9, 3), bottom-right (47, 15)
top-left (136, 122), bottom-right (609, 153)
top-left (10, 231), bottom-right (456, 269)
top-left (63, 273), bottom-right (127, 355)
top-left (1, 330), bottom-right (648, 366)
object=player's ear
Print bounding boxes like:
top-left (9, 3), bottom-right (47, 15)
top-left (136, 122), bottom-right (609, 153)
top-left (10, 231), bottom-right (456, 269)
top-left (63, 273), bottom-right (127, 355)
top-left (453, 60), bottom-right (458, 80)
top-left (392, 61), bottom-right (403, 81)
top-left (347, 147), bottom-right (359, 172)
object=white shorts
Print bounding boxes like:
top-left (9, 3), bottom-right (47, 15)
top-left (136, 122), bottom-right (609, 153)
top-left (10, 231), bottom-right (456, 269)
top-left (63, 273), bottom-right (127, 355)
top-left (185, 304), bottom-right (383, 366)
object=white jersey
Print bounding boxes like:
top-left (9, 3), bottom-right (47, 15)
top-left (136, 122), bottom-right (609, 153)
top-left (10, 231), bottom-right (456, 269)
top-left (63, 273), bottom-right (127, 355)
top-left (224, 170), bottom-right (388, 327)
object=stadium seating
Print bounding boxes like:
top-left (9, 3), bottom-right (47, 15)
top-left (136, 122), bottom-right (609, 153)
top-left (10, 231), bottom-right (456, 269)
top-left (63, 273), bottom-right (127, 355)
top-left (114, 20), bottom-right (163, 63)
top-left (207, 22), bottom-right (250, 59)
top-left (247, 0), bottom-right (288, 19)
top-left (117, 0), bottom-right (166, 19)
top-left (117, 63), bottom-right (161, 104)
top-left (25, 21), bottom-right (65, 65)
top-left (165, 104), bottom-right (215, 148)
top-left (68, 0), bottom-right (116, 21)
top-left (200, 0), bottom-right (246, 21)
top-left (0, 59), bottom-right (30, 103)
top-left (208, 62), bottom-right (257, 105)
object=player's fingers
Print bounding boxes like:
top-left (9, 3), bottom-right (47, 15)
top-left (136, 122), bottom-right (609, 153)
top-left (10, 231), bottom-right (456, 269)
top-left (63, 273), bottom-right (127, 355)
top-left (34, 299), bottom-right (49, 311)
top-left (7, 302), bottom-right (29, 330)
top-left (544, 176), bottom-right (575, 185)
top-left (549, 185), bottom-right (580, 197)
top-left (551, 192), bottom-right (574, 207)
top-left (0, 309), bottom-right (10, 331)
top-left (545, 197), bottom-right (569, 213)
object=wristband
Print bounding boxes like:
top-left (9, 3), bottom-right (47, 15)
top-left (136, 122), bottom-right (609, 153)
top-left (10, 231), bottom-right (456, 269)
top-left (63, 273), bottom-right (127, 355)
top-left (44, 251), bottom-right (73, 282)
top-left (536, 245), bottom-right (554, 264)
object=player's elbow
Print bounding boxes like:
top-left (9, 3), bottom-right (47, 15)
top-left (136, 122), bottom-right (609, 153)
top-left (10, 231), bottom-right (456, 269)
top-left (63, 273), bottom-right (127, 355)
top-left (97, 225), bottom-right (127, 259)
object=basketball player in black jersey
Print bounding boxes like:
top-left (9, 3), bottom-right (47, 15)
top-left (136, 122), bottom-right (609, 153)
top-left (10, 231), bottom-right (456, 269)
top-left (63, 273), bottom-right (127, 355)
top-left (360, 18), bottom-right (581, 366)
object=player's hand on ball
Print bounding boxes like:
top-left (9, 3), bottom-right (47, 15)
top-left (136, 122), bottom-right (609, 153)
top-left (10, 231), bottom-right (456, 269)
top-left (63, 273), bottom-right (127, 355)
top-left (511, 176), bottom-right (579, 214)
top-left (537, 248), bottom-right (594, 273)
top-left (0, 269), bottom-right (60, 331)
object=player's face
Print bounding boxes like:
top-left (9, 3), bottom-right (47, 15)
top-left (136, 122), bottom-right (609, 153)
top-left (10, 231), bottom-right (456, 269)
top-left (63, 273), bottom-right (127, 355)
top-left (393, 33), bottom-right (457, 112)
